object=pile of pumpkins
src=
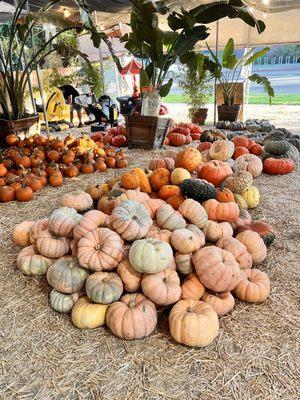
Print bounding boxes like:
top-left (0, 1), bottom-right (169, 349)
top-left (165, 122), bottom-right (203, 147)
top-left (90, 125), bottom-right (127, 148)
top-left (0, 133), bottom-right (128, 203)
top-left (13, 144), bottom-right (278, 347)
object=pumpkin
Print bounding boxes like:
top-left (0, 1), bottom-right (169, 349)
top-left (170, 168), bottom-right (191, 185)
top-left (48, 207), bottom-right (82, 238)
top-left (216, 236), bottom-right (252, 270)
top-left (86, 271), bottom-right (123, 304)
top-left (171, 228), bottom-right (205, 254)
top-left (166, 194), bottom-right (185, 210)
top-left (197, 142), bottom-right (212, 152)
top-left (141, 269), bottom-right (181, 306)
top-left (29, 218), bottom-right (49, 244)
top-left (233, 269), bottom-right (270, 303)
top-left (216, 186), bottom-right (234, 203)
top-left (129, 237), bottom-right (173, 274)
top-left (73, 210), bottom-right (109, 240)
top-left (163, 149), bottom-right (178, 161)
top-left (263, 158), bottom-right (295, 175)
top-left (233, 146), bottom-right (249, 160)
top-left (121, 171), bottom-right (139, 190)
top-left (263, 144), bottom-right (299, 163)
top-left (117, 258), bottom-right (142, 292)
top-left (13, 220), bottom-right (34, 247)
top-left (132, 168), bottom-right (152, 194)
top-left (111, 200), bottom-right (152, 241)
top-left (193, 246), bottom-right (241, 292)
top-left (223, 170), bottom-right (253, 194)
top-left (209, 140), bottom-right (234, 161)
top-left (114, 189), bottom-right (150, 207)
top-left (233, 154), bottom-right (263, 178)
top-left (47, 256), bottom-right (88, 293)
top-left (78, 228), bottom-right (124, 271)
top-left (249, 144), bottom-right (263, 156)
top-left (178, 198), bottom-right (208, 228)
top-left (36, 230), bottom-right (70, 258)
top-left (71, 296), bottom-right (108, 329)
top-left (233, 193), bottom-right (248, 209)
top-left (50, 290), bottom-right (79, 314)
top-left (230, 209), bottom-right (252, 232)
top-left (158, 185), bottom-right (181, 200)
top-left (235, 230), bottom-right (267, 265)
top-left (15, 182), bottom-right (33, 202)
top-left (150, 168), bottom-right (170, 191)
top-left (149, 157), bottom-right (175, 172)
top-left (202, 292), bottom-right (235, 316)
top-left (200, 129), bottom-right (226, 143)
top-left (180, 273), bottom-right (205, 300)
top-left (86, 185), bottom-right (102, 201)
top-left (202, 220), bottom-right (233, 242)
top-left (60, 192), bottom-right (93, 212)
top-left (156, 204), bottom-right (186, 231)
top-left (235, 221), bottom-right (275, 246)
top-left (94, 159), bottom-right (107, 172)
top-left (97, 196), bottom-right (116, 215)
top-left (175, 148), bottom-right (202, 172)
top-left (169, 299), bottom-right (219, 347)
top-left (168, 132), bottom-right (186, 147)
top-left (106, 293), bottom-right (157, 339)
top-left (264, 140), bottom-right (290, 155)
top-left (146, 228), bottom-right (172, 244)
top-left (199, 160), bottom-right (232, 187)
top-left (17, 245), bottom-right (52, 276)
top-left (175, 252), bottom-right (194, 275)
top-left (203, 199), bottom-right (239, 222)
top-left (242, 186), bottom-right (260, 208)
top-left (142, 199), bottom-right (165, 218)
top-left (179, 179), bottom-right (216, 203)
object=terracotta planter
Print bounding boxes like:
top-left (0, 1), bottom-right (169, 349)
top-left (217, 105), bottom-right (240, 122)
top-left (126, 115), bottom-right (170, 149)
top-left (191, 108), bottom-right (208, 125)
top-left (0, 115), bottom-right (39, 146)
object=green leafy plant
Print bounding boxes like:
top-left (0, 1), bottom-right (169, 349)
top-left (0, 0), bottom-right (107, 121)
top-left (121, 0), bottom-right (265, 98)
top-left (179, 69), bottom-right (213, 117)
top-left (205, 37), bottom-right (275, 106)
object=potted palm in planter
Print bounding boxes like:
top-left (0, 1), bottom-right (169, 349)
top-left (0, 0), bottom-right (109, 145)
top-left (204, 37), bottom-right (274, 122)
top-left (179, 69), bottom-right (212, 125)
top-left (120, 0), bottom-right (266, 148)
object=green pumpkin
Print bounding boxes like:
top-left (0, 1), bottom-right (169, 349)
top-left (50, 289), bottom-right (79, 313)
top-left (287, 138), bottom-right (300, 151)
top-left (200, 129), bottom-right (226, 143)
top-left (263, 144), bottom-right (299, 162)
top-left (179, 179), bottom-right (217, 203)
top-left (85, 271), bottom-right (123, 304)
top-left (264, 140), bottom-right (290, 155)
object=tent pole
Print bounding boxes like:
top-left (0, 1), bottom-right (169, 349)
top-left (94, 12), bottom-right (106, 93)
top-left (213, 20), bottom-right (219, 126)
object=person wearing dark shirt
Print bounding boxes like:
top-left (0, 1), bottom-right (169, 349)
top-left (59, 85), bottom-right (84, 128)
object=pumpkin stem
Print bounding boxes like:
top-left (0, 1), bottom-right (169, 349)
top-left (129, 298), bottom-right (136, 309)
top-left (186, 306), bottom-right (194, 313)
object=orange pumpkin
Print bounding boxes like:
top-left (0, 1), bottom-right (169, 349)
top-left (202, 292), bottom-right (235, 316)
top-left (216, 186), bottom-right (235, 203)
top-left (199, 160), bottom-right (232, 187)
top-left (233, 268), bottom-right (270, 303)
top-left (166, 193), bottom-right (186, 210)
top-left (149, 157), bottom-right (175, 172)
top-left (158, 185), bottom-right (181, 200)
top-left (249, 144), bottom-right (263, 156)
top-left (203, 199), bottom-right (239, 222)
top-left (180, 273), bottom-right (205, 300)
top-left (233, 147), bottom-right (249, 160)
top-left (121, 171), bottom-right (140, 190)
top-left (0, 186), bottom-right (15, 202)
top-left (149, 168), bottom-right (170, 191)
top-left (117, 258), bottom-right (142, 292)
top-left (175, 148), bottom-right (202, 172)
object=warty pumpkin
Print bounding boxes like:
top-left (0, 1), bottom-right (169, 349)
top-left (13, 220), bottom-right (34, 247)
top-left (178, 198), bottom-right (208, 229)
top-left (193, 246), bottom-right (241, 292)
top-left (17, 244), bottom-right (52, 276)
top-left (209, 140), bottom-right (234, 161)
top-left (175, 147), bottom-right (202, 172)
top-left (106, 293), bottom-right (157, 339)
top-left (235, 230), bottom-right (267, 265)
top-left (180, 273), bottom-right (205, 300)
top-left (233, 268), bottom-right (270, 303)
top-left (202, 220), bottom-right (233, 243)
top-left (179, 179), bottom-right (217, 203)
top-left (171, 228), bottom-right (205, 254)
top-left (111, 200), bottom-right (153, 241)
top-left (47, 256), bottom-right (89, 293)
top-left (78, 227), bottom-right (124, 271)
top-left (216, 236), bottom-right (252, 270)
top-left (169, 299), bottom-right (219, 347)
top-left (121, 171), bottom-right (140, 190)
top-left (223, 170), bottom-right (253, 194)
top-left (71, 296), bottom-right (108, 329)
top-left (141, 269), bottom-right (181, 306)
top-left (233, 193), bottom-right (248, 209)
top-left (129, 237), bottom-right (173, 274)
top-left (203, 199), bottom-right (240, 222)
top-left (86, 271), bottom-right (123, 304)
top-left (202, 292), bottom-right (235, 316)
top-left (242, 186), bottom-right (260, 209)
top-left (117, 258), bottom-right (142, 292)
top-left (36, 230), bottom-right (70, 258)
top-left (50, 289), bottom-right (79, 314)
top-left (48, 207), bottom-right (82, 238)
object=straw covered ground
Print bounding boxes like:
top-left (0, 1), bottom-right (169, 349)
top-left (0, 146), bottom-right (299, 400)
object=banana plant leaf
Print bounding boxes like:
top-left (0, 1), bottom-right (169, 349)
top-left (248, 74), bottom-right (275, 104)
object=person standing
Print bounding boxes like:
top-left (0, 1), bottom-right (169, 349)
top-left (59, 84), bottom-right (83, 128)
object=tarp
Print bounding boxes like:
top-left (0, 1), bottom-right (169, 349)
top-left (120, 58), bottom-right (141, 75)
